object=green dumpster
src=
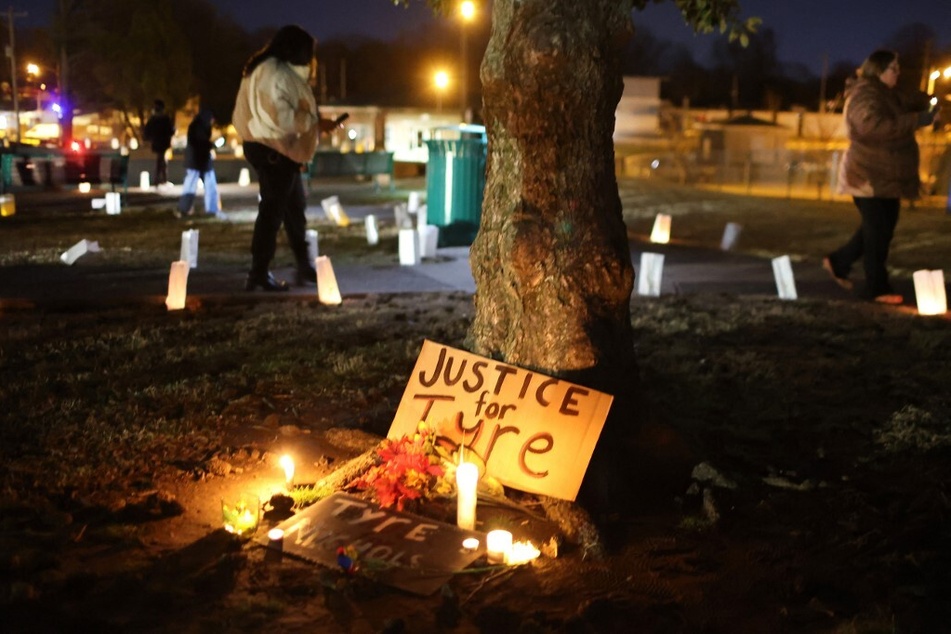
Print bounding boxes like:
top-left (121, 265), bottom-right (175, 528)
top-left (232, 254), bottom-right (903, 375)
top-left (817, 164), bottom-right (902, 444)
top-left (425, 125), bottom-right (487, 246)
top-left (0, 153), bottom-right (13, 191)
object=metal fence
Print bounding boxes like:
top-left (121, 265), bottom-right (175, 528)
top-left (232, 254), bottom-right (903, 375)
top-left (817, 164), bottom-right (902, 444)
top-left (617, 138), bottom-right (951, 203)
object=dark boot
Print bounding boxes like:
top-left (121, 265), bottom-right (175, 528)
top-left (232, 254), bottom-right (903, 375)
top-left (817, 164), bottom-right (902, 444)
top-left (245, 271), bottom-right (289, 292)
top-left (296, 263), bottom-right (317, 286)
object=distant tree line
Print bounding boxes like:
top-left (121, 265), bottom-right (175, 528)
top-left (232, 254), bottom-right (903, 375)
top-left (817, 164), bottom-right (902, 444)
top-left (624, 21), bottom-right (944, 112)
top-left (6, 0), bottom-right (944, 141)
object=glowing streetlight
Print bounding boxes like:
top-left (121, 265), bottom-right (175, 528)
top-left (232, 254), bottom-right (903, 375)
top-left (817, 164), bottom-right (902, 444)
top-left (927, 65), bottom-right (951, 95)
top-left (434, 70), bottom-right (450, 112)
top-left (25, 62), bottom-right (43, 114)
top-left (459, 1), bottom-right (476, 122)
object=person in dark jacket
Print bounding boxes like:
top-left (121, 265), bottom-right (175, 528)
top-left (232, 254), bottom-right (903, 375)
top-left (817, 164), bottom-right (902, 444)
top-left (178, 108), bottom-right (221, 218)
top-left (824, 50), bottom-right (939, 304)
top-left (143, 99), bottom-right (175, 186)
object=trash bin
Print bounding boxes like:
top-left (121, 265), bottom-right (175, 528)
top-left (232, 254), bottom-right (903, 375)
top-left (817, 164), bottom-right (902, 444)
top-left (0, 153), bottom-right (13, 190)
top-left (425, 125), bottom-right (487, 246)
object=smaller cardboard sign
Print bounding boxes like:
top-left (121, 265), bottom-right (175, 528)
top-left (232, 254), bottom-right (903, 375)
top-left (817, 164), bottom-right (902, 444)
top-left (267, 492), bottom-right (484, 595)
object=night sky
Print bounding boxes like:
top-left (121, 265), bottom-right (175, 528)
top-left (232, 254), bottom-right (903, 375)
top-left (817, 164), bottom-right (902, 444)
top-left (17, 0), bottom-right (951, 76)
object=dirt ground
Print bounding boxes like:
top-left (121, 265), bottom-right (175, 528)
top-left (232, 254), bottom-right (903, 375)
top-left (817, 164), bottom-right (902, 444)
top-left (2, 181), bottom-right (951, 633)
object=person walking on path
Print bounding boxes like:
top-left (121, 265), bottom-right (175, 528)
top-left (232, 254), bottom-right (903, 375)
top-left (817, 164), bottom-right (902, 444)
top-left (231, 24), bottom-right (338, 292)
top-left (824, 49), bottom-right (939, 304)
top-left (143, 99), bottom-right (175, 186)
top-left (177, 107), bottom-right (221, 218)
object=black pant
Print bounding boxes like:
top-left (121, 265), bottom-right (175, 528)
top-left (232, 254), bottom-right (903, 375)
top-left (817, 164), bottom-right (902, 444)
top-left (154, 151), bottom-right (168, 185)
top-left (827, 196), bottom-right (900, 298)
top-left (243, 142), bottom-right (309, 275)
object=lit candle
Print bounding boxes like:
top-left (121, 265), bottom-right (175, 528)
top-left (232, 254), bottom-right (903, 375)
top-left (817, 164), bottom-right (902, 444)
top-left (265, 527), bottom-right (284, 563)
top-left (462, 537), bottom-right (480, 551)
top-left (222, 494), bottom-right (260, 536)
top-left (455, 461), bottom-right (478, 531)
top-left (279, 454), bottom-right (295, 488)
top-left (508, 540), bottom-right (541, 565)
top-left (486, 529), bottom-right (512, 565)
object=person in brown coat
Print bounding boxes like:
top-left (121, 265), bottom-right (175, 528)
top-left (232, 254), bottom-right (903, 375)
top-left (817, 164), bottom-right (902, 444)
top-left (824, 49), bottom-right (939, 304)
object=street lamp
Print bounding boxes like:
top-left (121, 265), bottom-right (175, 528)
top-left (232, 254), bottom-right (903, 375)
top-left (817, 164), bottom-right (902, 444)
top-left (25, 62), bottom-right (42, 114)
top-left (434, 70), bottom-right (450, 112)
top-left (926, 65), bottom-right (951, 95)
top-left (459, 1), bottom-right (476, 122)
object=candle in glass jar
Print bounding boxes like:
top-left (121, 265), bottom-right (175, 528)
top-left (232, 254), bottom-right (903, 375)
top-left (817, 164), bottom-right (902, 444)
top-left (222, 494), bottom-right (260, 536)
top-left (455, 462), bottom-right (478, 531)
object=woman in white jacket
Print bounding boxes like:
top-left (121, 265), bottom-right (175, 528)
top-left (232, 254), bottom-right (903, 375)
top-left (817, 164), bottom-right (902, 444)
top-left (233, 25), bottom-right (335, 291)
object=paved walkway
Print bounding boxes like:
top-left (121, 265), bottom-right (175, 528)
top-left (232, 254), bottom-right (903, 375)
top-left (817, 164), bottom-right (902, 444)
top-left (0, 181), bottom-right (894, 309)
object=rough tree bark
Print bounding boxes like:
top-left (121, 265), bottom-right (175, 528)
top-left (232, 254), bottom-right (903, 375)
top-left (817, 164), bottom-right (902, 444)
top-left (466, 0), bottom-right (638, 512)
top-left (468, 0), bottom-right (635, 392)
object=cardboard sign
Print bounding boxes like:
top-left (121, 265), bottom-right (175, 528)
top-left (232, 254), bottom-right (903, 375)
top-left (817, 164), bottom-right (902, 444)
top-left (388, 341), bottom-right (613, 501)
top-left (268, 492), bottom-right (484, 595)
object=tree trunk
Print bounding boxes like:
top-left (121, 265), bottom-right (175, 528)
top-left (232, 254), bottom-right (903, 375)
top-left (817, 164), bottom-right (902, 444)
top-left (467, 0), bottom-right (638, 513)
